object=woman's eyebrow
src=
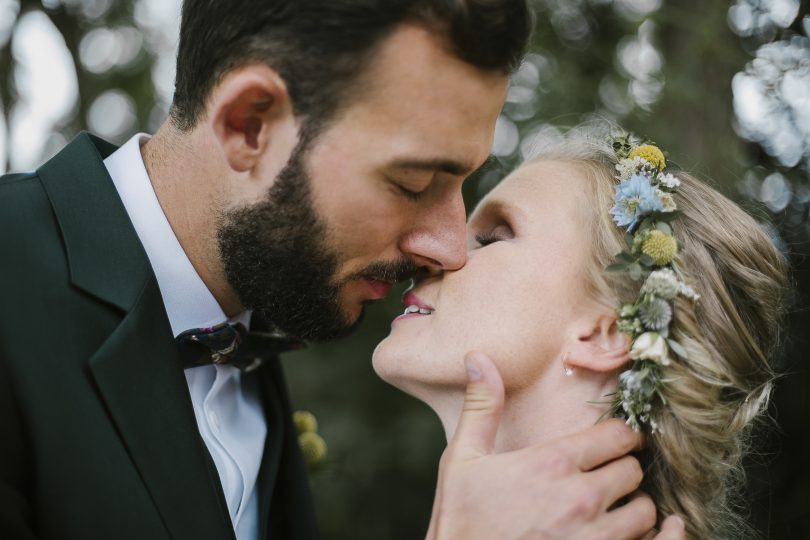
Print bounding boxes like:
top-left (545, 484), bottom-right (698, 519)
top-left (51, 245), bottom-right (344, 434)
top-left (470, 198), bottom-right (524, 224)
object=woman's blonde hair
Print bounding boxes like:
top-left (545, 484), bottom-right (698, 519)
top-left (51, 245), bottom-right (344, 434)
top-left (525, 126), bottom-right (789, 539)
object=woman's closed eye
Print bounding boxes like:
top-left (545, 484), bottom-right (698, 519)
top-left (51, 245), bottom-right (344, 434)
top-left (474, 224), bottom-right (513, 247)
top-left (475, 232), bottom-right (500, 246)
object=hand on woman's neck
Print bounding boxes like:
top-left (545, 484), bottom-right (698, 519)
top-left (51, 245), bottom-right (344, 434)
top-left (432, 368), bottom-right (616, 453)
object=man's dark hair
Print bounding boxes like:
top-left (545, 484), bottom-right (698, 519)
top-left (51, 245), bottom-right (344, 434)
top-left (171, 0), bottom-right (533, 133)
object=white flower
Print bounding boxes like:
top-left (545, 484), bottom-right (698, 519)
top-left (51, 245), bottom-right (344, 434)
top-left (656, 189), bottom-right (677, 212)
top-left (619, 369), bottom-right (643, 391)
top-left (622, 401), bottom-right (632, 414)
top-left (658, 172), bottom-right (681, 189)
top-left (641, 269), bottom-right (680, 299)
top-left (678, 282), bottom-right (700, 301)
top-left (629, 332), bottom-right (670, 366)
top-left (615, 157), bottom-right (648, 181)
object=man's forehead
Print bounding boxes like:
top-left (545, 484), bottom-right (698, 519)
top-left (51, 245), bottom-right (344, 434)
top-left (317, 25), bottom-right (507, 175)
top-left (352, 25), bottom-right (509, 117)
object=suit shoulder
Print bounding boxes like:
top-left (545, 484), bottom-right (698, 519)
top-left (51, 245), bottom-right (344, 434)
top-left (0, 171), bottom-right (50, 223)
top-left (0, 171), bottom-right (37, 186)
top-left (0, 170), bottom-right (60, 236)
top-left (0, 171), bottom-right (43, 212)
top-left (0, 171), bottom-right (68, 285)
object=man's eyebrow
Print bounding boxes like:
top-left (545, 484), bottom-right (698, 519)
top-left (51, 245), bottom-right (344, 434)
top-left (388, 155), bottom-right (493, 177)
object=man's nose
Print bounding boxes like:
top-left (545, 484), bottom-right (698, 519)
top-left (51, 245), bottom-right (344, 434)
top-left (400, 190), bottom-right (467, 272)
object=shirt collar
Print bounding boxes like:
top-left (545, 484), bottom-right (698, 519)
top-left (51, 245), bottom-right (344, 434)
top-left (104, 133), bottom-right (250, 336)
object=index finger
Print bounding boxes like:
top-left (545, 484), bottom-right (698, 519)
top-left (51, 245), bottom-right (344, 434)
top-left (654, 515), bottom-right (686, 540)
top-left (559, 418), bottom-right (643, 471)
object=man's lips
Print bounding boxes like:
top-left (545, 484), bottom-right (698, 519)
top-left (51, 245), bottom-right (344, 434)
top-left (363, 279), bottom-right (393, 300)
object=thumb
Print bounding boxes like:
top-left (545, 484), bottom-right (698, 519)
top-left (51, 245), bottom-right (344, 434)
top-left (449, 351), bottom-right (505, 458)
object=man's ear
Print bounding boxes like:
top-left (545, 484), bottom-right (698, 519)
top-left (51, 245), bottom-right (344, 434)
top-left (208, 64), bottom-right (294, 172)
top-left (565, 313), bottom-right (630, 373)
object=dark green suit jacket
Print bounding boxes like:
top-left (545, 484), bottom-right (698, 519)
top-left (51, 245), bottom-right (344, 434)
top-left (0, 133), bottom-right (319, 540)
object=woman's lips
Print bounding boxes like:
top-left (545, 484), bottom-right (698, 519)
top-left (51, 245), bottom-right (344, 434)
top-left (402, 290), bottom-right (434, 311)
top-left (393, 290), bottom-right (435, 323)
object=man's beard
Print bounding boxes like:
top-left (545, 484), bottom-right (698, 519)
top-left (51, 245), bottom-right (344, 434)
top-left (216, 136), bottom-right (417, 342)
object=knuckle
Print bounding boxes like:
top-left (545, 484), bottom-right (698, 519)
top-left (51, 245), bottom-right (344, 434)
top-left (540, 447), bottom-right (575, 476)
top-left (640, 498), bottom-right (658, 526)
top-left (569, 486), bottom-right (603, 518)
top-left (622, 456), bottom-right (643, 484)
top-left (632, 497), bottom-right (658, 530)
top-left (607, 420), bottom-right (633, 448)
top-left (463, 388), bottom-right (498, 413)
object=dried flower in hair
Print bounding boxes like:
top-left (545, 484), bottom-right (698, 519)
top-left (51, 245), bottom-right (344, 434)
top-left (610, 174), bottom-right (663, 229)
top-left (640, 298), bottom-right (673, 331)
top-left (605, 133), bottom-right (697, 434)
top-left (642, 230), bottom-right (679, 265)
top-left (629, 144), bottom-right (666, 170)
top-left (629, 332), bottom-right (671, 366)
top-left (642, 269), bottom-right (680, 300)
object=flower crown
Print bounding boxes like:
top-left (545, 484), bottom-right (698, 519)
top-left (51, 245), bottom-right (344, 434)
top-left (605, 134), bottom-right (699, 433)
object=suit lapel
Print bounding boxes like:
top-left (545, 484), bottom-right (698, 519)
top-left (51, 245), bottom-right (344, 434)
top-left (256, 363), bottom-right (285, 539)
top-left (89, 278), bottom-right (235, 540)
top-left (38, 132), bottom-right (150, 312)
top-left (257, 360), bottom-right (320, 540)
top-left (37, 133), bottom-right (235, 540)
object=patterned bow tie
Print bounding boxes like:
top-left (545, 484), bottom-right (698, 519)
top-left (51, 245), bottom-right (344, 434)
top-left (175, 317), bottom-right (303, 372)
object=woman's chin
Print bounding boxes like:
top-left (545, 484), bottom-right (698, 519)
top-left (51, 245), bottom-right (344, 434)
top-left (371, 338), bottom-right (400, 383)
top-left (372, 339), bottom-right (466, 406)
top-left (372, 348), bottom-right (426, 395)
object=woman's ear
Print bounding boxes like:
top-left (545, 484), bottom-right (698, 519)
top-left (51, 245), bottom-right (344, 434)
top-left (565, 313), bottom-right (630, 373)
top-left (208, 64), bottom-right (294, 172)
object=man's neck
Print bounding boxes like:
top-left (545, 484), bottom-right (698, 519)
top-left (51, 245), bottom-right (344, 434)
top-left (140, 122), bottom-right (245, 317)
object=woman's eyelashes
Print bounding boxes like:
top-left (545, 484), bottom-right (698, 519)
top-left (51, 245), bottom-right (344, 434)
top-left (474, 232), bottom-right (500, 246)
top-left (474, 224), bottom-right (513, 247)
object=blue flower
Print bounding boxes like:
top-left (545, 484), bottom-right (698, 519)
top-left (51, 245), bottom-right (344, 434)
top-left (610, 174), bottom-right (662, 229)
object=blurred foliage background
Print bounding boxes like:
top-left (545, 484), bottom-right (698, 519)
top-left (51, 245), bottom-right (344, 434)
top-left (1, 0), bottom-right (809, 538)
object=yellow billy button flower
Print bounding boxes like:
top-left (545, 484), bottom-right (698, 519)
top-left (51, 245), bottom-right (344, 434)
top-left (629, 144), bottom-right (666, 171)
top-left (292, 410), bottom-right (318, 434)
top-left (642, 230), bottom-right (678, 265)
top-left (298, 431), bottom-right (328, 467)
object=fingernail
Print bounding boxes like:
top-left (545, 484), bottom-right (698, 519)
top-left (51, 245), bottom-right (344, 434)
top-left (672, 516), bottom-right (685, 530)
top-left (465, 357), bottom-right (482, 382)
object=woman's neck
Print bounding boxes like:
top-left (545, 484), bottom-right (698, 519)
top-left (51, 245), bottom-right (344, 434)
top-left (431, 370), bottom-right (614, 452)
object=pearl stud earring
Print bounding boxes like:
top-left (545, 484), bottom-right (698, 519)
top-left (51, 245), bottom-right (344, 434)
top-left (563, 354), bottom-right (574, 377)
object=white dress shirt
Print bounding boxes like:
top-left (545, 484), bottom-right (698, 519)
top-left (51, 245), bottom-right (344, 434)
top-left (104, 133), bottom-right (266, 540)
